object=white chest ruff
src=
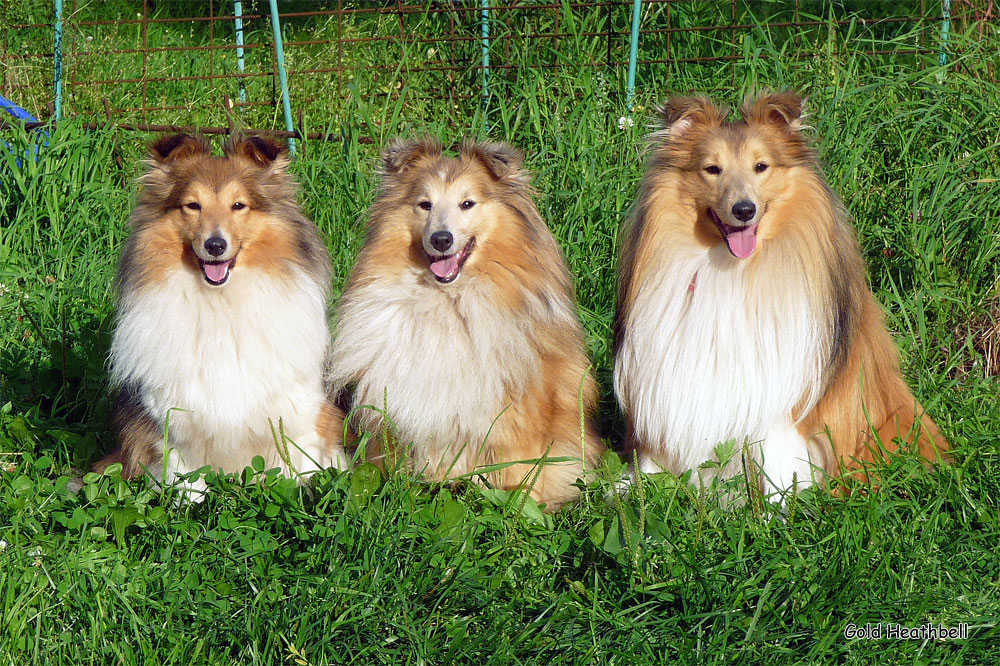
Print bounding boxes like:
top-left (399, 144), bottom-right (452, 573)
top-left (331, 269), bottom-right (540, 451)
top-left (614, 246), bottom-right (826, 472)
top-left (110, 268), bottom-right (330, 469)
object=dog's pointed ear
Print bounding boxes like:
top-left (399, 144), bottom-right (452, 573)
top-left (381, 137), bottom-right (442, 176)
top-left (655, 96), bottom-right (727, 140)
top-left (743, 91), bottom-right (806, 130)
top-left (224, 134), bottom-right (288, 169)
top-left (149, 134), bottom-right (210, 164)
top-left (460, 140), bottom-right (527, 183)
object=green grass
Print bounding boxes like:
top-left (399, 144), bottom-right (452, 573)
top-left (2, 5), bottom-right (1000, 665)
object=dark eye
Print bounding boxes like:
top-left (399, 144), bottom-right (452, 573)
top-left (418, 201), bottom-right (432, 211)
top-left (754, 162), bottom-right (769, 173)
top-left (460, 200), bottom-right (476, 210)
top-left (232, 202), bottom-right (246, 211)
top-left (704, 165), bottom-right (722, 175)
top-left (184, 202), bottom-right (201, 211)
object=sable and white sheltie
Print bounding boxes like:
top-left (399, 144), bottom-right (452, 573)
top-left (328, 138), bottom-right (604, 508)
top-left (613, 92), bottom-right (948, 496)
top-left (96, 133), bottom-right (347, 494)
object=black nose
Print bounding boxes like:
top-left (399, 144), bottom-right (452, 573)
top-left (731, 201), bottom-right (756, 223)
top-left (430, 231), bottom-right (453, 253)
top-left (204, 236), bottom-right (227, 257)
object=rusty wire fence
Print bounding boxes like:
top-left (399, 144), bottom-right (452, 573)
top-left (0, 1), bottom-right (992, 140)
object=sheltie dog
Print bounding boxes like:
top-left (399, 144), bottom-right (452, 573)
top-left (328, 138), bottom-right (604, 509)
top-left (613, 92), bottom-right (948, 496)
top-left (96, 133), bottom-right (347, 495)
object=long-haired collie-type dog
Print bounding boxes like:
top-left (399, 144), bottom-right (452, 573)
top-left (328, 138), bottom-right (604, 509)
top-left (614, 92), bottom-right (948, 496)
top-left (96, 133), bottom-right (347, 495)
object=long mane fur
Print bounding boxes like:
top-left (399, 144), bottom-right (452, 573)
top-left (329, 138), bottom-right (603, 508)
top-left (99, 133), bottom-right (345, 483)
top-left (614, 92), bottom-right (947, 486)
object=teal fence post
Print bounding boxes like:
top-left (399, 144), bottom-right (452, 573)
top-left (54, 0), bottom-right (63, 119)
top-left (626, 0), bottom-right (642, 112)
top-left (235, 1), bottom-right (247, 104)
top-left (268, 0), bottom-right (296, 154)
top-left (939, 0), bottom-right (951, 67)
top-left (481, 0), bottom-right (490, 120)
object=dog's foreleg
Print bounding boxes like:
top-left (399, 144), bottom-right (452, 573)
top-left (759, 421), bottom-right (817, 503)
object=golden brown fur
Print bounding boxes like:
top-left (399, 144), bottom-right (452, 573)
top-left (329, 138), bottom-right (603, 509)
top-left (614, 92), bottom-right (947, 492)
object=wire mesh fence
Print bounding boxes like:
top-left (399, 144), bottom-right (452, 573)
top-left (0, 1), bottom-right (993, 138)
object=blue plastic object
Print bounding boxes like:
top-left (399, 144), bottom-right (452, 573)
top-left (1, 95), bottom-right (48, 166)
top-left (1, 95), bottom-right (38, 122)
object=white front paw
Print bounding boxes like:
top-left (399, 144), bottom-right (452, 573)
top-left (284, 433), bottom-right (350, 479)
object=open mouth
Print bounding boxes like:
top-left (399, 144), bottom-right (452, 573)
top-left (427, 237), bottom-right (476, 284)
top-left (709, 208), bottom-right (758, 259)
top-left (198, 256), bottom-right (236, 286)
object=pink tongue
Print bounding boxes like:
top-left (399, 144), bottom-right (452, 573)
top-left (430, 255), bottom-right (459, 279)
top-left (203, 261), bottom-right (230, 282)
top-left (725, 225), bottom-right (758, 259)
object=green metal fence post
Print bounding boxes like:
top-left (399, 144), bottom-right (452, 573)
top-left (939, 0), bottom-right (951, 67)
top-left (481, 0), bottom-right (490, 121)
top-left (268, 0), bottom-right (296, 154)
top-left (235, 1), bottom-right (247, 104)
top-left (626, 0), bottom-right (642, 113)
top-left (54, 0), bottom-right (63, 119)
